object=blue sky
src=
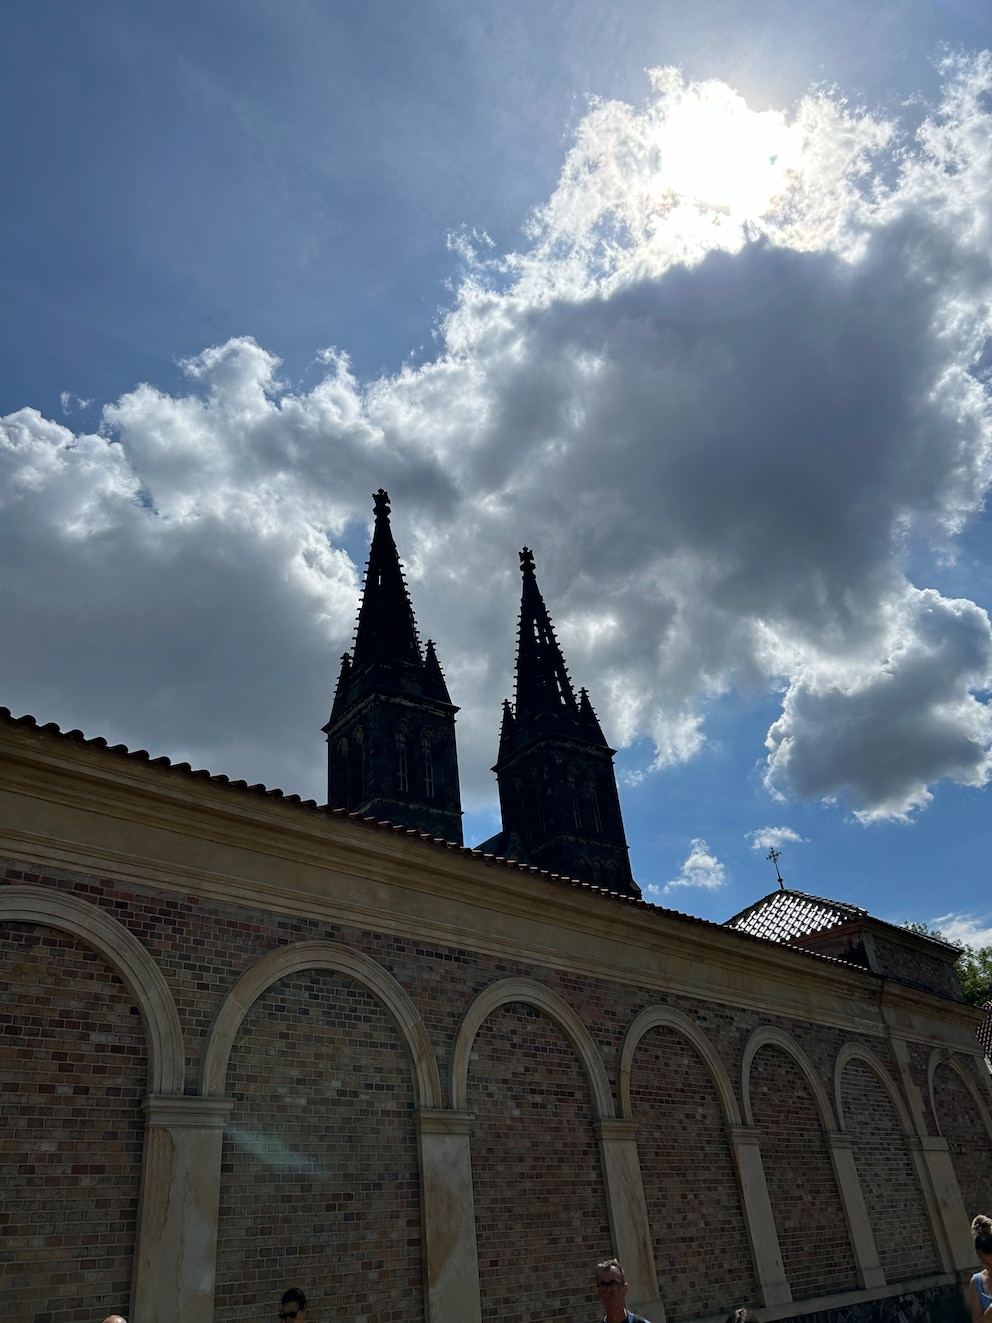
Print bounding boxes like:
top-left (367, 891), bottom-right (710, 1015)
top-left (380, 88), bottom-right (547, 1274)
top-left (3, 1), bottom-right (992, 941)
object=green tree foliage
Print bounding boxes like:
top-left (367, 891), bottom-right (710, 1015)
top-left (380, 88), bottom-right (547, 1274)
top-left (903, 921), bottom-right (992, 1007)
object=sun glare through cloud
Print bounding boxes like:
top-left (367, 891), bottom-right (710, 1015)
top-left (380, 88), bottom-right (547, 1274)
top-left (648, 73), bottom-right (803, 227)
top-left (2, 53), bottom-right (992, 858)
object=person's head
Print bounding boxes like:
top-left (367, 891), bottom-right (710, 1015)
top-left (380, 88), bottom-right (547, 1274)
top-left (279, 1288), bottom-right (307, 1321)
top-left (595, 1258), bottom-right (628, 1318)
top-left (725, 1311), bottom-right (760, 1323)
top-left (974, 1214), bottom-right (992, 1266)
top-left (102, 1316), bottom-right (127, 1323)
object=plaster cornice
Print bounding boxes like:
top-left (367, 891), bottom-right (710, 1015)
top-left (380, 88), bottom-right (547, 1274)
top-left (0, 716), bottom-right (982, 1044)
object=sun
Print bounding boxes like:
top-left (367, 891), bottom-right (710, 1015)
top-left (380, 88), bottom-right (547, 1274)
top-left (649, 75), bottom-right (802, 225)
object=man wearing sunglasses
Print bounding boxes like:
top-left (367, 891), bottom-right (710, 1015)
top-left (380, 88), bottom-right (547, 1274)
top-left (595, 1258), bottom-right (653, 1323)
top-left (278, 1287), bottom-right (308, 1322)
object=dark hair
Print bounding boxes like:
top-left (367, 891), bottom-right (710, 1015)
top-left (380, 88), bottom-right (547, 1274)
top-left (595, 1257), bottom-right (626, 1283)
top-left (281, 1288), bottom-right (307, 1310)
top-left (724, 1311), bottom-right (760, 1323)
top-left (974, 1215), bottom-right (992, 1256)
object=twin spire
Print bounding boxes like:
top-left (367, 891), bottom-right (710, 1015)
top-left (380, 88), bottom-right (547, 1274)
top-left (322, 489), bottom-right (462, 843)
top-left (324, 491), bottom-right (639, 897)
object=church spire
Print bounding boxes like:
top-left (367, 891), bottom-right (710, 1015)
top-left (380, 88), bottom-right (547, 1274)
top-left (513, 546), bottom-right (578, 721)
top-left (322, 490), bottom-right (463, 843)
top-left (484, 549), bottom-right (639, 897)
top-left (350, 488), bottom-right (422, 671)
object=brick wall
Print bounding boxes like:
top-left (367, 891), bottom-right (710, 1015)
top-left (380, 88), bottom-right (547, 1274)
top-left (932, 1059), bottom-right (992, 1219)
top-left (1, 855), bottom-right (978, 1323)
top-left (869, 935), bottom-right (962, 1000)
top-left (749, 1044), bottom-right (857, 1301)
top-left (214, 968), bottom-right (421, 1323)
top-left (839, 1057), bottom-right (940, 1280)
top-left (0, 923), bottom-right (145, 1323)
top-left (466, 1001), bottom-right (611, 1323)
top-left (631, 1023), bottom-right (756, 1321)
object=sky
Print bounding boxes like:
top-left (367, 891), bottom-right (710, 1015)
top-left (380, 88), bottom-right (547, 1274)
top-left (3, 0), bottom-right (992, 946)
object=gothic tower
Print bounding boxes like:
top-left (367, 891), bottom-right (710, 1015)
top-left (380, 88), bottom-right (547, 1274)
top-left (484, 547), bottom-right (639, 897)
top-left (323, 489), bottom-right (463, 843)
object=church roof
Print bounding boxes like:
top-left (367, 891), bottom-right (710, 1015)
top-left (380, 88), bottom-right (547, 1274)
top-left (725, 885), bottom-right (962, 956)
top-left (725, 887), bottom-right (868, 943)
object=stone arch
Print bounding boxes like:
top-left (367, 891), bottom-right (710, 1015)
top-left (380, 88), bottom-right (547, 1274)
top-left (928, 1048), bottom-right (992, 1143)
top-left (741, 1024), bottom-right (837, 1131)
top-left (928, 1047), bottom-right (992, 1217)
top-left (450, 976), bottom-right (614, 1117)
top-left (201, 940), bottom-right (442, 1108)
top-left (621, 1005), bottom-right (754, 1319)
top-left (835, 1044), bottom-right (940, 1282)
top-left (618, 1004), bottom-right (742, 1125)
top-left (0, 884), bottom-right (184, 1095)
top-left (833, 1044), bottom-right (914, 1135)
top-left (744, 1025), bottom-right (858, 1300)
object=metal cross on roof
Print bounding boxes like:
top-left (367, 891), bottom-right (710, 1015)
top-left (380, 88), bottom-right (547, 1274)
top-left (767, 847), bottom-right (785, 888)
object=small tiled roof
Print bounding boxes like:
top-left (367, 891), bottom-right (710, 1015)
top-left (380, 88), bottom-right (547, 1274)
top-left (725, 888), bottom-right (868, 943)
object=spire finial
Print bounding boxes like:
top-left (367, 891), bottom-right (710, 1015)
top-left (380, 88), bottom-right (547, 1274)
top-left (519, 546), bottom-right (535, 575)
top-left (373, 488), bottom-right (391, 516)
top-left (767, 847), bottom-right (784, 889)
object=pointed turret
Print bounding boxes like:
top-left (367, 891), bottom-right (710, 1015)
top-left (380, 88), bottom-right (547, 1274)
top-left (322, 490), bottom-right (463, 843)
top-left (482, 548), bottom-right (639, 897)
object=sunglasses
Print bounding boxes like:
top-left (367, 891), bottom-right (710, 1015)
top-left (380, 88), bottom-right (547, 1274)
top-left (278, 1312), bottom-right (301, 1320)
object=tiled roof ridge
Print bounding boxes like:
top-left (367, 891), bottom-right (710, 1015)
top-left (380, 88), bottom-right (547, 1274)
top-left (728, 885), bottom-right (963, 957)
top-left (0, 706), bottom-right (876, 975)
top-left (776, 885), bottom-right (869, 919)
top-left (0, 705), bottom-right (654, 903)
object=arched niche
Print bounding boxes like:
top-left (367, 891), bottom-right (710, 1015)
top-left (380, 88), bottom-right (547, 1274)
top-left (618, 1005), bottom-right (741, 1126)
top-left (928, 1048), bottom-right (992, 1144)
top-left (741, 1024), bottom-right (837, 1131)
top-left (449, 976), bottom-right (614, 1117)
top-left (0, 884), bottom-right (184, 1095)
top-left (834, 1043), bottom-right (915, 1135)
top-left (200, 939), bottom-right (443, 1109)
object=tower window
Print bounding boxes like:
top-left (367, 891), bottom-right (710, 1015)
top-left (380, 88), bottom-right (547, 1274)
top-left (349, 728), bottom-right (365, 804)
top-left (588, 777), bottom-right (602, 833)
top-left (396, 731), bottom-right (408, 791)
top-left (422, 735), bottom-right (435, 797)
top-left (569, 775), bottom-right (581, 828)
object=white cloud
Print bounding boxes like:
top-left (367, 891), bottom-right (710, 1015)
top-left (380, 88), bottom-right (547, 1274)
top-left (747, 826), bottom-right (807, 852)
top-left (660, 838), bottom-right (728, 893)
top-left (930, 913), bottom-right (992, 950)
top-left (2, 57), bottom-right (992, 824)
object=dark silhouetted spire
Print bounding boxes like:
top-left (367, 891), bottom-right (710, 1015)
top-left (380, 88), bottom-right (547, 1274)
top-left (323, 490), bottom-right (463, 843)
top-left (481, 548), bottom-right (638, 897)
top-left (513, 546), bottom-right (578, 720)
top-left (350, 488), bottom-right (422, 671)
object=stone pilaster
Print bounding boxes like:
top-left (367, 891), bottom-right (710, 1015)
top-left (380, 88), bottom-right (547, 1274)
top-left (825, 1131), bottom-right (885, 1288)
top-left (907, 1135), bottom-right (975, 1272)
top-left (729, 1125), bottom-right (791, 1307)
top-left (595, 1118), bottom-right (662, 1319)
top-left (417, 1110), bottom-right (482, 1323)
top-left (133, 1096), bottom-right (233, 1323)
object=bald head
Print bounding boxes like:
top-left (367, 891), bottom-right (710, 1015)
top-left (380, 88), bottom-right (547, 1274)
top-left (102, 1315), bottom-right (127, 1323)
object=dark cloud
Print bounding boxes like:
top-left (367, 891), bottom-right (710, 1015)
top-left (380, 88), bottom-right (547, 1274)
top-left (2, 59), bottom-right (992, 822)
